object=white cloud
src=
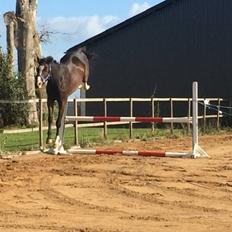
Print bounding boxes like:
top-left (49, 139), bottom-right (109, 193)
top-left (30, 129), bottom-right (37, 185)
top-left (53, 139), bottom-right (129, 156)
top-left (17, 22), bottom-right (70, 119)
top-left (38, 15), bottom-right (119, 42)
top-left (129, 2), bottom-right (151, 17)
top-left (35, 2), bottom-right (151, 59)
top-left (38, 15), bottom-right (120, 59)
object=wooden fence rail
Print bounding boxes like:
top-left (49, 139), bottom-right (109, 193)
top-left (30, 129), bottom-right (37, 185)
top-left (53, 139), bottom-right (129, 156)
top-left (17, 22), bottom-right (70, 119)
top-left (0, 97), bottom-right (225, 149)
top-left (68, 97), bottom-right (223, 141)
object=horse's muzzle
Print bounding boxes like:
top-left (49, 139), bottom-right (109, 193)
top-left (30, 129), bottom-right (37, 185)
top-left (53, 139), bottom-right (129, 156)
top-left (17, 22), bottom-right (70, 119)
top-left (37, 76), bottom-right (44, 89)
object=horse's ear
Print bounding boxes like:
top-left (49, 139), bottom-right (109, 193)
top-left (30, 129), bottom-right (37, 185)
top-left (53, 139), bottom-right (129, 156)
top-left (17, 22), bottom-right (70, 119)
top-left (46, 56), bottom-right (54, 64)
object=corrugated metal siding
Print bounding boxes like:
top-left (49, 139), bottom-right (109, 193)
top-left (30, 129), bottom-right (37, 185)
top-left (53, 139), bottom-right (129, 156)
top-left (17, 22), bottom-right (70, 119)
top-left (85, 0), bottom-right (232, 116)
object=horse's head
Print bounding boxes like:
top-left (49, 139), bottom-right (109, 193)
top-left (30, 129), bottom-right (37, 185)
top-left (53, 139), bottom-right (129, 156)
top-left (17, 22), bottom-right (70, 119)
top-left (36, 56), bottom-right (54, 88)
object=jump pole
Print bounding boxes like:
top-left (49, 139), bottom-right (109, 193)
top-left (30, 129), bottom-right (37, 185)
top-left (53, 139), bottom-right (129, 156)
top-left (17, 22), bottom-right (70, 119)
top-left (67, 149), bottom-right (191, 158)
top-left (65, 116), bottom-right (190, 123)
top-left (60, 82), bottom-right (208, 158)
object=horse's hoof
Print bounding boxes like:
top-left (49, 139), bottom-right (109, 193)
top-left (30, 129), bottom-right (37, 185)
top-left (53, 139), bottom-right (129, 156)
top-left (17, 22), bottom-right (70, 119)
top-left (46, 138), bottom-right (53, 144)
top-left (46, 147), bottom-right (57, 155)
top-left (57, 146), bottom-right (67, 155)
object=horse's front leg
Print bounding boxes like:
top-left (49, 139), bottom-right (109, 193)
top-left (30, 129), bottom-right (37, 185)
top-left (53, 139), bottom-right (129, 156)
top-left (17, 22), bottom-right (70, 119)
top-left (54, 98), bottom-right (68, 154)
top-left (46, 99), bottom-right (54, 144)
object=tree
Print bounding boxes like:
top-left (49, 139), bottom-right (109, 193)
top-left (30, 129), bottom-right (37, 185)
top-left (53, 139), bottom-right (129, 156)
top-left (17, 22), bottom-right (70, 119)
top-left (0, 48), bottom-right (28, 126)
top-left (15, 0), bottom-right (41, 124)
top-left (3, 11), bottom-right (16, 77)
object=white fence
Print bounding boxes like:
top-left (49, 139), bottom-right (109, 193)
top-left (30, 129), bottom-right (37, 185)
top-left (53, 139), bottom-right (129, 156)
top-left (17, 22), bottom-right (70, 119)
top-left (0, 97), bottom-right (225, 149)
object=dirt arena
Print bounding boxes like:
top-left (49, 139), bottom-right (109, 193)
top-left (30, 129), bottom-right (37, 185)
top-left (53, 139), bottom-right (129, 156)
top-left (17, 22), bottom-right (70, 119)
top-left (0, 134), bottom-right (232, 232)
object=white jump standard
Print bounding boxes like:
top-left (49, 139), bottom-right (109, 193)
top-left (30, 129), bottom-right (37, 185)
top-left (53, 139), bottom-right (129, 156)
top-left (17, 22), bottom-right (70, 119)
top-left (56, 82), bottom-right (208, 158)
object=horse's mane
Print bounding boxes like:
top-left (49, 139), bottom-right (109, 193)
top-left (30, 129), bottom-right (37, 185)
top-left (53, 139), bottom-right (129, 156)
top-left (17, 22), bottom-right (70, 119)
top-left (39, 56), bottom-right (58, 65)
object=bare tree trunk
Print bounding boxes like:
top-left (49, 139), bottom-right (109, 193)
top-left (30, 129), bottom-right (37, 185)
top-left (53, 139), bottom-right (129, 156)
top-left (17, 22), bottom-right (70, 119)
top-left (15, 0), bottom-right (40, 124)
top-left (3, 11), bottom-right (16, 77)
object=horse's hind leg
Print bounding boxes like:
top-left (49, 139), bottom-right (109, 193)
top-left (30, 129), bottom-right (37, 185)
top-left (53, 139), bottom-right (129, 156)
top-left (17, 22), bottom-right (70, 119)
top-left (46, 99), bottom-right (54, 144)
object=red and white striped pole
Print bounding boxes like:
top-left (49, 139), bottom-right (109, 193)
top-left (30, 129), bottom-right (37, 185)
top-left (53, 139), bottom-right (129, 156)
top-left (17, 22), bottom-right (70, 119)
top-left (67, 148), bottom-right (191, 158)
top-left (66, 116), bottom-right (190, 124)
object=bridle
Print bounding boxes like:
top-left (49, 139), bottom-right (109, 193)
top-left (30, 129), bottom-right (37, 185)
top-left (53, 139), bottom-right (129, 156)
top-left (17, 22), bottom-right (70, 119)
top-left (37, 64), bottom-right (52, 88)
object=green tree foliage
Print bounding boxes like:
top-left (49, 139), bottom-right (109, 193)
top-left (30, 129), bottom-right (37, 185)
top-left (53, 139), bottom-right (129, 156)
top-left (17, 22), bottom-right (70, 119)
top-left (0, 47), bottom-right (28, 126)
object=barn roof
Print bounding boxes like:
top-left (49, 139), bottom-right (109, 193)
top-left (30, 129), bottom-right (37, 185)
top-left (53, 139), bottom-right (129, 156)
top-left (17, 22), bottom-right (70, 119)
top-left (64, 0), bottom-right (177, 54)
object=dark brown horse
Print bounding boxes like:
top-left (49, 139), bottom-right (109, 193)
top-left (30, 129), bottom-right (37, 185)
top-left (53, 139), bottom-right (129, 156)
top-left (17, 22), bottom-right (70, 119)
top-left (36, 48), bottom-right (90, 154)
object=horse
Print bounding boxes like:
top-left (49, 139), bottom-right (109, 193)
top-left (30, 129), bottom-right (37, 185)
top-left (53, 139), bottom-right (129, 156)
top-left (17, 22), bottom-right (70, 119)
top-left (36, 48), bottom-right (90, 154)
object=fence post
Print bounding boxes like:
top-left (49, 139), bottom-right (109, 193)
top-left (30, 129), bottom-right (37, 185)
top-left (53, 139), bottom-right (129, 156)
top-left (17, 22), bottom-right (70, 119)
top-left (74, 98), bottom-right (79, 146)
top-left (39, 98), bottom-right (43, 150)
top-left (151, 97), bottom-right (155, 132)
top-left (187, 98), bottom-right (191, 134)
top-left (129, 98), bottom-right (133, 138)
top-left (217, 98), bottom-right (221, 130)
top-left (203, 98), bottom-right (206, 133)
top-left (103, 98), bottom-right (107, 138)
top-left (170, 98), bottom-right (173, 134)
top-left (229, 98), bottom-right (232, 116)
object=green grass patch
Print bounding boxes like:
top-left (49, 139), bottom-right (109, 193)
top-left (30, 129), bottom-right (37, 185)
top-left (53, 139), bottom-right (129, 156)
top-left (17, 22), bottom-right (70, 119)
top-left (4, 125), bottom-right (231, 152)
top-left (0, 126), bottom-right (191, 152)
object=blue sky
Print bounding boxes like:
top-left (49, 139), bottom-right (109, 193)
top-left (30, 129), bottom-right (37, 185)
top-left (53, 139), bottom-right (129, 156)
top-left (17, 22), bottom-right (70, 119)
top-left (0, 0), bottom-right (164, 59)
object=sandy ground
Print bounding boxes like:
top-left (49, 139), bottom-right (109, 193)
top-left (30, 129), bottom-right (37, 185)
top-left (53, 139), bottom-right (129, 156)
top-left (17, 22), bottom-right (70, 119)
top-left (0, 134), bottom-right (232, 232)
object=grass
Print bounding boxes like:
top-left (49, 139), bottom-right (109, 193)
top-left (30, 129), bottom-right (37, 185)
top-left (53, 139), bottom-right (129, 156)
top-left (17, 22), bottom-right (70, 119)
top-left (0, 126), bottom-right (189, 152)
top-left (1, 124), bottom-right (230, 152)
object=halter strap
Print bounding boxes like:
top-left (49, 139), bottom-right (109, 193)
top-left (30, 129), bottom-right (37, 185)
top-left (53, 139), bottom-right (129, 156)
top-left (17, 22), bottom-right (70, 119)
top-left (41, 73), bottom-right (51, 83)
top-left (42, 64), bottom-right (52, 82)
